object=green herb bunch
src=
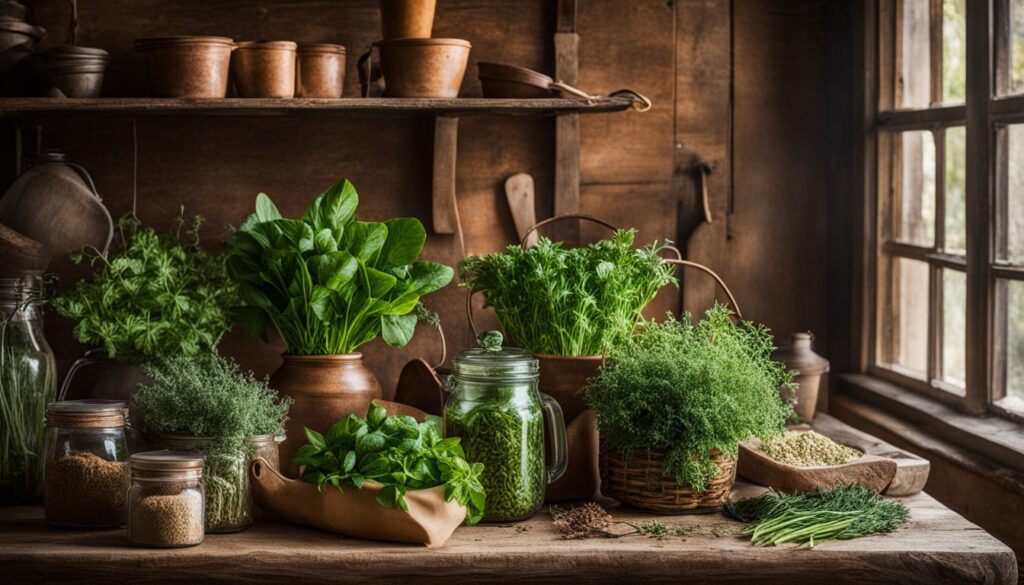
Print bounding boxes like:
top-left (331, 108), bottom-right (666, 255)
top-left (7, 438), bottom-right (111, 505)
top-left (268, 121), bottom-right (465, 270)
top-left (583, 304), bottom-right (793, 491)
top-left (53, 213), bottom-right (237, 364)
top-left (225, 179), bottom-right (454, 355)
top-left (725, 484), bottom-right (909, 548)
top-left (134, 353), bottom-right (292, 444)
top-left (294, 403), bottom-right (486, 525)
top-left (458, 230), bottom-right (676, 356)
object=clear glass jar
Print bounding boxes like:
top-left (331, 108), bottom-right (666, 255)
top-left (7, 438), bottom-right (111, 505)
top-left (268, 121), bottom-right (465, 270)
top-left (43, 400), bottom-right (129, 528)
top-left (128, 451), bottom-right (205, 548)
top-left (443, 332), bottom-right (567, 522)
top-left (157, 435), bottom-right (253, 533)
top-left (0, 276), bottom-right (57, 505)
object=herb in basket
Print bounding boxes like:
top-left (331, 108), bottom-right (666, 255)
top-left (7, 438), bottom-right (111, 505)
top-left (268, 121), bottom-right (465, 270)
top-left (225, 179), bottom-right (454, 355)
top-left (458, 230), bottom-right (676, 356)
top-left (293, 403), bottom-right (486, 525)
top-left (134, 353), bottom-right (292, 532)
top-left (53, 212), bottom-right (237, 364)
top-left (584, 304), bottom-right (794, 492)
top-left (725, 484), bottom-right (909, 548)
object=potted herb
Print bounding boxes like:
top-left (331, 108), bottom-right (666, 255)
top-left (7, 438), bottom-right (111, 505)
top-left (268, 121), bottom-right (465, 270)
top-left (583, 305), bottom-right (793, 513)
top-left (225, 178), bottom-right (454, 476)
top-left (134, 353), bottom-right (292, 533)
top-left (458, 227), bottom-right (676, 500)
top-left (52, 212), bottom-right (236, 425)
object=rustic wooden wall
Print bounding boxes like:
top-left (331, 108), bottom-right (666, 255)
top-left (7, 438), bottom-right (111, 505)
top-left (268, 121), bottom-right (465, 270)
top-left (20, 0), bottom-right (833, 397)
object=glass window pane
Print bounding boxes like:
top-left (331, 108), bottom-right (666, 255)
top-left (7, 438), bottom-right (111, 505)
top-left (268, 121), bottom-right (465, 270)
top-left (942, 0), bottom-right (966, 103)
top-left (1012, 0), bottom-right (1024, 94)
top-left (944, 127), bottom-right (966, 253)
top-left (941, 269), bottom-right (966, 388)
top-left (1004, 125), bottom-right (1024, 262)
top-left (1001, 280), bottom-right (1024, 408)
top-left (888, 257), bottom-right (930, 378)
top-left (901, 0), bottom-right (932, 108)
top-left (897, 131), bottom-right (936, 247)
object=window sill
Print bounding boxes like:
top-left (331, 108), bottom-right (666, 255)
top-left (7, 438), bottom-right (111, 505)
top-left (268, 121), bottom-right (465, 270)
top-left (836, 374), bottom-right (1024, 479)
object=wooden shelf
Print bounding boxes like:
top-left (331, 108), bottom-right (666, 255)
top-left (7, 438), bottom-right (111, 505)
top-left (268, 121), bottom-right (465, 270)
top-left (0, 97), bottom-right (637, 118)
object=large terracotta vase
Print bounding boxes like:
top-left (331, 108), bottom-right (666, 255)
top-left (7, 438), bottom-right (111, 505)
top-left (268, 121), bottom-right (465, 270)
top-left (269, 354), bottom-right (382, 478)
top-left (535, 354), bottom-right (604, 502)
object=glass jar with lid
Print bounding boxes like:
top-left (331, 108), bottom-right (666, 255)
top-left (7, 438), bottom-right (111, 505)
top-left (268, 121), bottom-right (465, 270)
top-left (128, 450), bottom-right (205, 548)
top-left (0, 275), bottom-right (57, 505)
top-left (443, 332), bottom-right (567, 522)
top-left (157, 434), bottom-right (253, 533)
top-left (43, 400), bottom-right (129, 528)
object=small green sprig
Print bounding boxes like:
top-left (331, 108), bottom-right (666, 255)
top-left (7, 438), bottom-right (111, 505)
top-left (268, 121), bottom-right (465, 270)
top-left (294, 403), bottom-right (486, 525)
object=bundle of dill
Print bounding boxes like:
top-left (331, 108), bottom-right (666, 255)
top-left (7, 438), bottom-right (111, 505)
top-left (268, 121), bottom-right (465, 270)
top-left (725, 484), bottom-right (909, 548)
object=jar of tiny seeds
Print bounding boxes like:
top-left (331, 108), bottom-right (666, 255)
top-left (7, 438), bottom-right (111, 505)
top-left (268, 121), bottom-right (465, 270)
top-left (128, 451), bottom-right (205, 548)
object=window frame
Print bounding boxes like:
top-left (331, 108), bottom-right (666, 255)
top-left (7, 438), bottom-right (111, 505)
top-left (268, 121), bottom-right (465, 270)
top-left (867, 0), bottom-right (1024, 422)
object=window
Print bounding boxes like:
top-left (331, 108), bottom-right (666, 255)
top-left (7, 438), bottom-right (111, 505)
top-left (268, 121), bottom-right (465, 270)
top-left (872, 0), bottom-right (1024, 420)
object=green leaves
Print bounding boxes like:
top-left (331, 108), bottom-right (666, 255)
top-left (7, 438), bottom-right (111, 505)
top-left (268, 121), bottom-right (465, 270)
top-left (458, 229), bottom-right (677, 356)
top-left (294, 403), bottom-right (486, 525)
top-left (225, 179), bottom-right (454, 355)
top-left (52, 213), bottom-right (238, 364)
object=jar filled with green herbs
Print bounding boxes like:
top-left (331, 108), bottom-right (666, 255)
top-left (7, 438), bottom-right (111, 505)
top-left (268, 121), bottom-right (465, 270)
top-left (444, 332), bottom-right (567, 522)
top-left (0, 276), bottom-right (56, 505)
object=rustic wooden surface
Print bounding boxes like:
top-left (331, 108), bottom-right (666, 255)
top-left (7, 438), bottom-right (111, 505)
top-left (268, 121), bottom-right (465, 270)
top-left (0, 481), bottom-right (1015, 585)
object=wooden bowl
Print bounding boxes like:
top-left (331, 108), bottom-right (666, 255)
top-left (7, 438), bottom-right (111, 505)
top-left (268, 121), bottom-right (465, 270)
top-left (737, 434), bottom-right (898, 493)
top-left (478, 62), bottom-right (555, 98)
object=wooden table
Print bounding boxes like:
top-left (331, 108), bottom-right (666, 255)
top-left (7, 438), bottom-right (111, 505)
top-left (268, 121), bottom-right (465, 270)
top-left (0, 482), bottom-right (1016, 585)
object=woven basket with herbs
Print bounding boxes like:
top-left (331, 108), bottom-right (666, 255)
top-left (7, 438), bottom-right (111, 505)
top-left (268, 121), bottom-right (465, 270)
top-left (600, 447), bottom-right (737, 513)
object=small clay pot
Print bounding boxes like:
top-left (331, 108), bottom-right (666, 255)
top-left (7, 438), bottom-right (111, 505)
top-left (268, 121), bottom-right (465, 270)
top-left (296, 43), bottom-right (345, 98)
top-left (379, 0), bottom-right (436, 40)
top-left (376, 38), bottom-right (470, 98)
top-left (269, 353), bottom-right (383, 478)
top-left (232, 40), bottom-right (297, 98)
top-left (135, 36), bottom-right (235, 98)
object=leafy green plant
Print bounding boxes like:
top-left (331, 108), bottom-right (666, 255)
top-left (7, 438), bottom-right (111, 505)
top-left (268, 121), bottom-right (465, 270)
top-left (134, 353), bottom-right (292, 531)
top-left (225, 179), bottom-right (454, 355)
top-left (294, 403), bottom-right (486, 525)
top-left (458, 230), bottom-right (676, 356)
top-left (583, 304), bottom-right (793, 491)
top-left (725, 484), bottom-right (909, 548)
top-left (52, 213), bottom-right (236, 364)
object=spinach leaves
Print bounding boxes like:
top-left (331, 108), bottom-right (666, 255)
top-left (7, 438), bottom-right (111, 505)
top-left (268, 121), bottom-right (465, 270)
top-left (294, 403), bottom-right (486, 525)
top-left (226, 179), bottom-right (453, 354)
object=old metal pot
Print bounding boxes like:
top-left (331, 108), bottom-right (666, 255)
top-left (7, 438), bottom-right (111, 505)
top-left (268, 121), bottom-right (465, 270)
top-left (773, 332), bottom-right (830, 421)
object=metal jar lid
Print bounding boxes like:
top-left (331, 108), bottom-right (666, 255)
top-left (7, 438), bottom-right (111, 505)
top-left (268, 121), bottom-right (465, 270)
top-left (45, 400), bottom-right (127, 428)
top-left (130, 450), bottom-right (204, 481)
top-left (452, 331), bottom-right (539, 382)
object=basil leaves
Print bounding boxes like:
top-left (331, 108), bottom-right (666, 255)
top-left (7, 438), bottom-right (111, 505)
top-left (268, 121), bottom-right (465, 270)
top-left (226, 179), bottom-right (453, 354)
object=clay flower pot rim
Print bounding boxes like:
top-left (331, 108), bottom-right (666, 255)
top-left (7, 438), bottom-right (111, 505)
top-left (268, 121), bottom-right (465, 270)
top-left (134, 36), bottom-right (235, 49)
top-left (236, 40), bottom-right (298, 51)
top-left (533, 353), bottom-right (605, 361)
top-left (281, 352), bottom-right (366, 362)
top-left (298, 42), bottom-right (346, 54)
top-left (376, 37), bottom-right (471, 48)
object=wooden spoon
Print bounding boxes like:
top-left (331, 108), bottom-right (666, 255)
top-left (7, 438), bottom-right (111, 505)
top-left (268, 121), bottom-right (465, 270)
top-left (505, 173), bottom-right (536, 246)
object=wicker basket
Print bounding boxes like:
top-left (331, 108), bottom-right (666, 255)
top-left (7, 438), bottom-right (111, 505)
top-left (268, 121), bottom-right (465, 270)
top-left (599, 445), bottom-right (737, 513)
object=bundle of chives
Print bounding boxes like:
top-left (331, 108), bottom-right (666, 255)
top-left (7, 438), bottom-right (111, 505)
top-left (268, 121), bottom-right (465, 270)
top-left (725, 484), bottom-right (909, 548)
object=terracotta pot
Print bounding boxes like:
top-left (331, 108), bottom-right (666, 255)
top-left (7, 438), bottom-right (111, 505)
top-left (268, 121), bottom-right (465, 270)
top-left (0, 151), bottom-right (112, 259)
top-left (296, 43), bottom-right (345, 98)
top-left (232, 40), bottom-right (297, 98)
top-left (379, 0), bottom-right (436, 40)
top-left (269, 354), bottom-right (382, 478)
top-left (376, 38), bottom-right (470, 98)
top-left (535, 354), bottom-right (604, 502)
top-left (135, 36), bottom-right (234, 98)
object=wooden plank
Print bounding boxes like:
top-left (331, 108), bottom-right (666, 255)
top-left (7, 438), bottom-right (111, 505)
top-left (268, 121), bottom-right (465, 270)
top-left (0, 485), bottom-right (1016, 585)
top-left (876, 105), bottom-right (967, 128)
top-left (812, 413), bottom-right (930, 496)
top-left (0, 97), bottom-right (637, 118)
top-left (432, 116), bottom-right (459, 236)
top-left (554, 32), bottom-right (580, 243)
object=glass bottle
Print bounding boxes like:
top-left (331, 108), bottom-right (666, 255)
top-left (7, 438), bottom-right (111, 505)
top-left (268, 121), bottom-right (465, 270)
top-left (0, 276), bottom-right (56, 505)
top-left (128, 450), bottom-right (205, 548)
top-left (157, 434), bottom-right (253, 533)
top-left (43, 400), bottom-right (130, 527)
top-left (444, 332), bottom-right (567, 522)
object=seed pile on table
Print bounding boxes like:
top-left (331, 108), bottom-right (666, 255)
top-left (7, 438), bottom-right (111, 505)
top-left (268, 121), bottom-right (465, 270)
top-left (552, 503), bottom-right (613, 539)
top-left (760, 431), bottom-right (862, 467)
top-left (45, 452), bottom-right (127, 526)
top-left (130, 488), bottom-right (204, 547)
